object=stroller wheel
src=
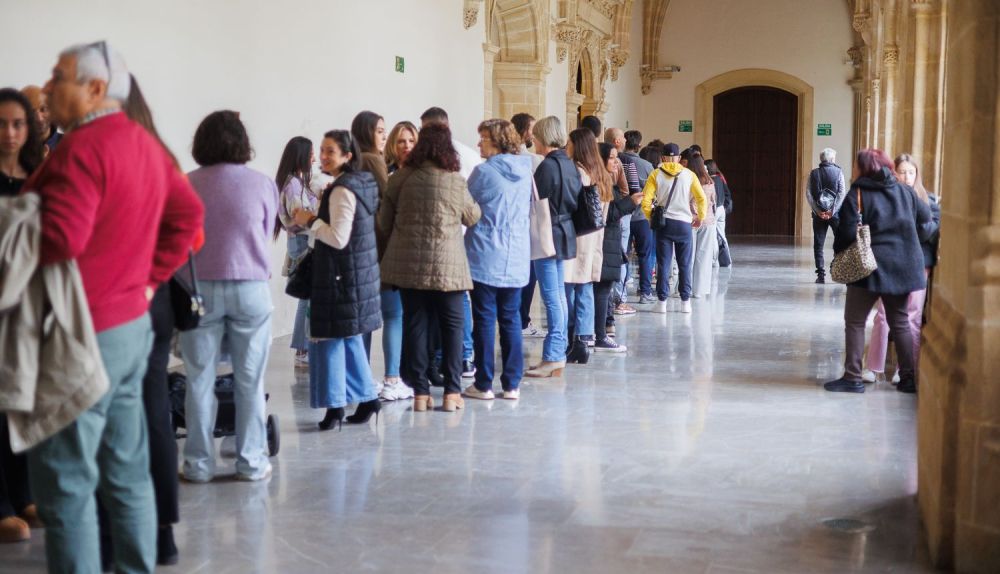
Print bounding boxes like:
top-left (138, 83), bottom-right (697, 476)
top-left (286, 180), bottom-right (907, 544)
top-left (267, 414), bottom-right (280, 456)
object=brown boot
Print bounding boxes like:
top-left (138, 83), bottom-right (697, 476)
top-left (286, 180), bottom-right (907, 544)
top-left (413, 395), bottom-right (434, 412)
top-left (0, 516), bottom-right (30, 543)
top-left (18, 504), bottom-right (43, 529)
top-left (442, 393), bottom-right (465, 412)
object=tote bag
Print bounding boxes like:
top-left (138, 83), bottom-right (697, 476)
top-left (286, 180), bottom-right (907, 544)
top-left (830, 188), bottom-right (878, 284)
top-left (529, 177), bottom-right (557, 260)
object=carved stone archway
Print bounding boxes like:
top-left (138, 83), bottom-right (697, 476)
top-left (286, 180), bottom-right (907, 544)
top-left (482, 0), bottom-right (550, 120)
top-left (695, 68), bottom-right (815, 237)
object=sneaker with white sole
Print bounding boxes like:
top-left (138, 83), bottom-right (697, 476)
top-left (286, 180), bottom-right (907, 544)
top-left (637, 293), bottom-right (657, 305)
top-left (294, 353), bottom-right (309, 368)
top-left (594, 338), bottom-right (627, 353)
top-left (379, 380), bottom-right (414, 401)
top-left (679, 300), bottom-right (692, 313)
top-left (462, 385), bottom-right (494, 400)
top-left (613, 303), bottom-right (637, 316)
top-left (862, 370), bottom-right (885, 384)
top-left (462, 360), bottom-right (476, 378)
top-left (236, 465), bottom-right (272, 482)
top-left (891, 370), bottom-right (900, 384)
top-left (522, 323), bottom-right (546, 338)
top-left (655, 300), bottom-right (668, 313)
top-left (501, 389), bottom-right (520, 400)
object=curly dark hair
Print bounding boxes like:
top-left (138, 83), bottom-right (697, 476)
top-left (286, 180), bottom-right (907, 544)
top-left (478, 119), bottom-right (521, 155)
top-left (192, 110), bottom-right (253, 166)
top-left (403, 123), bottom-right (460, 172)
top-left (0, 87), bottom-right (44, 175)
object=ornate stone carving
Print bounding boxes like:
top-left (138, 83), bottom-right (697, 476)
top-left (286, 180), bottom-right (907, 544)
top-left (847, 46), bottom-right (863, 68)
top-left (852, 12), bottom-right (870, 34)
top-left (609, 48), bottom-right (629, 81)
top-left (872, 78), bottom-right (881, 93)
top-left (463, 0), bottom-right (481, 30)
top-left (884, 45), bottom-right (899, 66)
top-left (552, 22), bottom-right (584, 63)
top-left (557, 45), bottom-right (569, 63)
top-left (589, 0), bottom-right (619, 20)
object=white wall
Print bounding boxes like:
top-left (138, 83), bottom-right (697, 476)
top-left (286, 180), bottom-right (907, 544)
top-left (638, 0), bottom-right (854, 162)
top-left (1, 0), bottom-right (485, 338)
top-left (602, 2), bottom-right (644, 133)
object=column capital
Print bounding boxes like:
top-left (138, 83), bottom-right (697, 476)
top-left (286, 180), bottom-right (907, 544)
top-left (883, 45), bottom-right (900, 67)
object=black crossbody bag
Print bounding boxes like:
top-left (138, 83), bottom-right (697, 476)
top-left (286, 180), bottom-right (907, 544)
top-left (170, 249), bottom-right (205, 331)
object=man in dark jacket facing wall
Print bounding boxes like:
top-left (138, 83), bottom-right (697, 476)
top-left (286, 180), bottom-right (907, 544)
top-left (806, 147), bottom-right (847, 283)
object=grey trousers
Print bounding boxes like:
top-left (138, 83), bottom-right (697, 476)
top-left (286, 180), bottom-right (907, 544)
top-left (843, 286), bottom-right (915, 383)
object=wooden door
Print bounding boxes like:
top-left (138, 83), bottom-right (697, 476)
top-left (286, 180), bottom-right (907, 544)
top-left (713, 87), bottom-right (798, 235)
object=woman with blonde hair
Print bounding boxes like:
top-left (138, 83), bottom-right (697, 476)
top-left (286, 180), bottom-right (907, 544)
top-left (385, 121), bottom-right (418, 174)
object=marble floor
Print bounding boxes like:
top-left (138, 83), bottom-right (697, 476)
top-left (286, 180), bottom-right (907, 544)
top-left (1, 239), bottom-right (935, 573)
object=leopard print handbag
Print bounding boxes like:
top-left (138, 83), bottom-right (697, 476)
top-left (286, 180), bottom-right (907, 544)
top-left (830, 188), bottom-right (878, 284)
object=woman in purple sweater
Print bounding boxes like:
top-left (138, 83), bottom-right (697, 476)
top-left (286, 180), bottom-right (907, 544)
top-left (180, 111), bottom-right (278, 483)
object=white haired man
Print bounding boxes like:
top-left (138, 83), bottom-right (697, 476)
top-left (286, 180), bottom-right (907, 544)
top-left (806, 147), bottom-right (847, 283)
top-left (24, 41), bottom-right (203, 572)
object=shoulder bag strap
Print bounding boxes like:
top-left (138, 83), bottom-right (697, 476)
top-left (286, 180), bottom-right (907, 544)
top-left (185, 248), bottom-right (200, 298)
top-left (856, 187), bottom-right (863, 224)
top-left (657, 168), bottom-right (681, 209)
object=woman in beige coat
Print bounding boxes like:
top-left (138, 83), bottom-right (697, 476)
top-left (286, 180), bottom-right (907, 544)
top-left (378, 123), bottom-right (481, 412)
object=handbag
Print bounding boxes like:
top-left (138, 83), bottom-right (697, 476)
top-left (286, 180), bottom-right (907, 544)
top-left (170, 249), bottom-right (205, 331)
top-left (572, 181), bottom-right (605, 236)
top-left (285, 249), bottom-right (313, 300)
top-left (830, 188), bottom-right (878, 283)
top-left (529, 175), bottom-right (557, 260)
top-left (650, 172), bottom-right (680, 231)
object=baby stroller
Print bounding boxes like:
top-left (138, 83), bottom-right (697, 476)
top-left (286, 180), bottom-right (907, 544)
top-left (168, 372), bottom-right (280, 456)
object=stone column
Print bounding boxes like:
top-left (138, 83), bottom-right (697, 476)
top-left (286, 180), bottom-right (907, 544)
top-left (566, 92), bottom-right (585, 131)
top-left (883, 45), bottom-right (899, 150)
top-left (871, 77), bottom-right (882, 148)
top-left (849, 78), bottom-right (865, 155)
top-left (910, 0), bottom-right (932, 166)
top-left (483, 43), bottom-right (501, 119)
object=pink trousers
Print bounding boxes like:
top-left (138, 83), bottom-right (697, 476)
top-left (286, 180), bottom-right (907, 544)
top-left (865, 284), bottom-right (927, 374)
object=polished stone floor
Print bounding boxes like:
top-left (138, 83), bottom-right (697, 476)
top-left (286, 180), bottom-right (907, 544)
top-left (1, 239), bottom-right (934, 573)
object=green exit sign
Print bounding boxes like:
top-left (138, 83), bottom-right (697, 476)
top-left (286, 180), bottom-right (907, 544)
top-left (678, 120), bottom-right (693, 133)
top-left (395, 56), bottom-right (405, 73)
top-left (817, 123), bottom-right (832, 136)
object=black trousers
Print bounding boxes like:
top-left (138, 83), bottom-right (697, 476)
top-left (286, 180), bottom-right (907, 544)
top-left (400, 289), bottom-right (465, 395)
top-left (843, 287), bottom-right (915, 383)
top-left (593, 280), bottom-right (615, 341)
top-left (0, 414), bottom-right (31, 519)
top-left (812, 215), bottom-right (838, 276)
top-left (144, 284), bottom-right (179, 525)
top-left (520, 265), bottom-right (537, 329)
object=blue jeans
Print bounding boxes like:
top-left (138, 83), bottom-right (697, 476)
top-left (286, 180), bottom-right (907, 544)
top-left (629, 218), bottom-right (654, 296)
top-left (615, 213), bottom-right (632, 301)
top-left (287, 234), bottom-right (310, 351)
top-left (520, 265), bottom-right (537, 329)
top-left (28, 315), bottom-right (156, 574)
top-left (471, 282), bottom-right (524, 392)
top-left (309, 334), bottom-right (377, 408)
top-left (381, 289), bottom-right (403, 378)
top-left (462, 292), bottom-right (473, 361)
top-left (533, 258), bottom-right (568, 361)
top-left (179, 280), bottom-right (272, 481)
top-left (655, 219), bottom-right (694, 301)
top-left (565, 282), bottom-right (595, 338)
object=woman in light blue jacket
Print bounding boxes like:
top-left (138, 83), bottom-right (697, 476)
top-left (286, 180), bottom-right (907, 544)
top-left (462, 119), bottom-right (532, 401)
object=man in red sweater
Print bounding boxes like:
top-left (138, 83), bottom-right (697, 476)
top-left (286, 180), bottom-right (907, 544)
top-left (23, 41), bottom-right (203, 574)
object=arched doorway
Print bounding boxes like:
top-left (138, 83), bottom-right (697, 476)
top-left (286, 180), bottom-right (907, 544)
top-left (713, 86), bottom-right (798, 235)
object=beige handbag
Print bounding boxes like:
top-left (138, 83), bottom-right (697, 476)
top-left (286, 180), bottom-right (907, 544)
top-left (529, 176), bottom-right (556, 260)
top-left (831, 188), bottom-right (878, 283)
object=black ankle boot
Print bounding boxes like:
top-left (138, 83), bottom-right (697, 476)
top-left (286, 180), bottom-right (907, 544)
top-left (566, 337), bottom-right (591, 364)
top-left (346, 399), bottom-right (381, 424)
top-left (157, 525), bottom-right (179, 566)
top-left (319, 407), bottom-right (345, 431)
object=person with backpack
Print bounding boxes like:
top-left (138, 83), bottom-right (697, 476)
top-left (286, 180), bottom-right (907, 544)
top-left (806, 148), bottom-right (847, 284)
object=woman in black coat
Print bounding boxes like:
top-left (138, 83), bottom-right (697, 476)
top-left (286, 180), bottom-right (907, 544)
top-left (594, 143), bottom-right (640, 352)
top-left (524, 116), bottom-right (581, 378)
top-left (824, 149), bottom-right (931, 394)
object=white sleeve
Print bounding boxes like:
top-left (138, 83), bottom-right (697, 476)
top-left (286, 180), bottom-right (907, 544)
top-left (310, 186), bottom-right (357, 249)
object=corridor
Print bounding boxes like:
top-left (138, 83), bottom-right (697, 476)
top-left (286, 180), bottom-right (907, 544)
top-left (0, 240), bottom-right (933, 573)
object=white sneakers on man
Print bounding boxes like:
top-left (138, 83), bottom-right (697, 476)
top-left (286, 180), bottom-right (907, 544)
top-left (379, 380), bottom-right (414, 401)
top-left (679, 300), bottom-right (692, 313)
top-left (655, 300), bottom-right (669, 314)
top-left (462, 385), bottom-right (495, 400)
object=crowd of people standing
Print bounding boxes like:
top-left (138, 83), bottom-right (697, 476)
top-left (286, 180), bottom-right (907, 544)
top-left (0, 40), bottom-right (939, 573)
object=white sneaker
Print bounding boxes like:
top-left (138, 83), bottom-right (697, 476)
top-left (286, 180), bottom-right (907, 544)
top-left (679, 300), bottom-right (692, 313)
top-left (637, 294), bottom-right (657, 305)
top-left (462, 385), bottom-right (495, 400)
top-left (379, 380), bottom-right (414, 401)
top-left (294, 352), bottom-right (309, 368)
top-left (522, 323), bottom-right (546, 338)
top-left (501, 389), bottom-right (520, 400)
top-left (655, 301), bottom-right (668, 314)
top-left (891, 370), bottom-right (900, 384)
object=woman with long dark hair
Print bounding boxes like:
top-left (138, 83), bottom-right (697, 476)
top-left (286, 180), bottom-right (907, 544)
top-left (0, 87), bottom-right (45, 545)
top-left (688, 153), bottom-right (717, 298)
top-left (292, 130), bottom-right (383, 428)
top-left (275, 136), bottom-right (317, 367)
top-left (351, 110), bottom-right (388, 194)
top-left (824, 148), bottom-right (931, 394)
top-left (378, 123), bottom-right (481, 412)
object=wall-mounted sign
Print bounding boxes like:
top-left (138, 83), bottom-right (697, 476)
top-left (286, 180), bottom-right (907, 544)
top-left (395, 56), bottom-right (405, 73)
top-left (817, 123), bottom-right (832, 136)
top-left (679, 120), bottom-right (693, 133)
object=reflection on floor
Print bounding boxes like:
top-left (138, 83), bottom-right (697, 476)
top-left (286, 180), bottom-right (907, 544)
top-left (1, 239), bottom-right (934, 573)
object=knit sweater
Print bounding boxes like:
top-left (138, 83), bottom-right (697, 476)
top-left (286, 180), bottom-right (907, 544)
top-left (26, 112), bottom-right (204, 332)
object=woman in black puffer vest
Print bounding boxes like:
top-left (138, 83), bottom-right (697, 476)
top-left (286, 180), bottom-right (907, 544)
top-left (293, 130), bottom-right (382, 429)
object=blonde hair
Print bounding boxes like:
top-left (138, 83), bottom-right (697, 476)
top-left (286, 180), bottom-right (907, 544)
top-left (532, 116), bottom-right (566, 149)
top-left (894, 153), bottom-right (930, 204)
top-left (477, 119), bottom-right (521, 155)
top-left (384, 121), bottom-right (419, 167)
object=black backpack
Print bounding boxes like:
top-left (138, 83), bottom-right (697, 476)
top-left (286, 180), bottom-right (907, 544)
top-left (811, 168), bottom-right (839, 213)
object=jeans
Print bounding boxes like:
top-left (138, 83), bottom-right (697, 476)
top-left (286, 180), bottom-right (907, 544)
top-left (812, 215), bottom-right (837, 276)
top-left (614, 213), bottom-right (632, 303)
top-left (533, 258), bottom-right (568, 361)
top-left (381, 289), bottom-right (403, 379)
top-left (629, 218), bottom-right (654, 296)
top-left (655, 219), bottom-right (694, 301)
top-left (179, 280), bottom-right (272, 482)
top-left (844, 287), bottom-right (916, 383)
top-left (520, 265), bottom-right (537, 329)
top-left (471, 282), bottom-right (524, 392)
top-left (565, 282), bottom-right (595, 338)
top-left (309, 335), bottom-right (377, 408)
top-left (287, 233), bottom-right (310, 351)
top-left (463, 292), bottom-right (474, 362)
top-left (400, 289), bottom-right (465, 395)
top-left (28, 315), bottom-right (156, 574)
top-left (593, 280), bottom-right (615, 340)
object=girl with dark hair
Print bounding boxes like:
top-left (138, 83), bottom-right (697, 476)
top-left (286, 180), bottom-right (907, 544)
top-left (378, 123), bottom-right (482, 412)
top-left (688, 153), bottom-right (717, 298)
top-left (824, 148), bottom-right (931, 395)
top-left (275, 136), bottom-right (317, 367)
top-left (292, 130), bottom-right (383, 429)
top-left (180, 111), bottom-right (277, 482)
top-left (0, 88), bottom-right (44, 196)
top-left (351, 110), bottom-right (388, 194)
top-left (594, 142), bottom-right (641, 352)
top-left (0, 86), bottom-right (44, 545)
top-left (561, 128), bottom-right (611, 364)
